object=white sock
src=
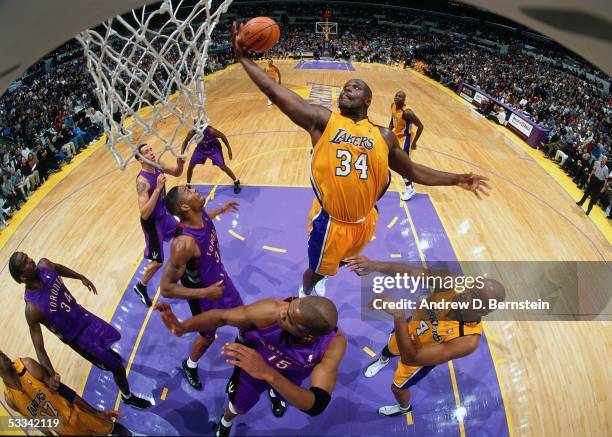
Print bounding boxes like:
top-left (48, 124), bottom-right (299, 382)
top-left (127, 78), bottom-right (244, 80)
top-left (186, 358), bottom-right (198, 369)
top-left (221, 416), bottom-right (233, 427)
top-left (269, 389), bottom-right (277, 398)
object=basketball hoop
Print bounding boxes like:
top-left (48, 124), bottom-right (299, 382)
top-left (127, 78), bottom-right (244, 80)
top-left (77, 0), bottom-right (233, 169)
top-left (315, 22), bottom-right (338, 41)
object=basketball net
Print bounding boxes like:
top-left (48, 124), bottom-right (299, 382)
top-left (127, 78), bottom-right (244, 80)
top-left (77, 0), bottom-right (233, 169)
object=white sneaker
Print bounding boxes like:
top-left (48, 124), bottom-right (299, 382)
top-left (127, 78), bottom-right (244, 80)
top-left (364, 357), bottom-right (389, 377)
top-left (314, 276), bottom-right (328, 297)
top-left (378, 403), bottom-right (413, 416)
top-left (400, 186), bottom-right (417, 201)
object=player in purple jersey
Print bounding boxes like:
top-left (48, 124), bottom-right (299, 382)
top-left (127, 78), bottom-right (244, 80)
top-left (160, 185), bottom-right (243, 391)
top-left (133, 141), bottom-right (186, 307)
top-left (156, 296), bottom-right (346, 437)
top-left (181, 126), bottom-right (241, 193)
top-left (8, 252), bottom-right (152, 409)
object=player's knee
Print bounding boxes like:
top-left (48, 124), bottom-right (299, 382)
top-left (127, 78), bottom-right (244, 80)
top-left (227, 401), bottom-right (243, 416)
top-left (391, 382), bottom-right (405, 394)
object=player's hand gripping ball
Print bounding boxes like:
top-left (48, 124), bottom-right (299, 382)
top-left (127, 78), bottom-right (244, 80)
top-left (237, 17), bottom-right (280, 52)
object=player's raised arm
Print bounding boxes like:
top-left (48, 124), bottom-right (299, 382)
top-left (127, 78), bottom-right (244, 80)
top-left (232, 22), bottom-right (329, 138)
top-left (156, 299), bottom-right (280, 335)
top-left (160, 236), bottom-right (224, 300)
top-left (38, 258), bottom-right (97, 294)
top-left (381, 127), bottom-right (491, 198)
top-left (163, 157), bottom-right (185, 177)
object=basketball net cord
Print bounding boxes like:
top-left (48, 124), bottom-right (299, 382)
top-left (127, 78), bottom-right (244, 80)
top-left (77, 0), bottom-right (233, 169)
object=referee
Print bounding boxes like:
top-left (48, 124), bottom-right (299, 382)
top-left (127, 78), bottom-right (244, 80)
top-left (577, 155), bottom-right (609, 215)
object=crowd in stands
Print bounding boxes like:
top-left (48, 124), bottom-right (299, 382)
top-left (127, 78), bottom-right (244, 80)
top-left (0, 58), bottom-right (103, 226)
top-left (0, 0), bottom-right (610, 227)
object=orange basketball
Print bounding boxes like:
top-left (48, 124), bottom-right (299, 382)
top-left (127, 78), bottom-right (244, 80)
top-left (239, 17), bottom-right (280, 52)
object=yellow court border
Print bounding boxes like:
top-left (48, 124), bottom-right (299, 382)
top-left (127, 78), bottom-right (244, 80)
top-left (405, 68), bottom-right (611, 245)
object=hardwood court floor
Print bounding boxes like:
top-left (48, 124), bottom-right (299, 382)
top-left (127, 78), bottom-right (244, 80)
top-left (0, 61), bottom-right (609, 436)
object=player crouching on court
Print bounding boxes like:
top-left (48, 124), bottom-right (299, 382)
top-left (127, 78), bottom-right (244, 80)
top-left (0, 350), bottom-right (132, 436)
top-left (346, 256), bottom-right (505, 417)
top-left (156, 296), bottom-right (346, 437)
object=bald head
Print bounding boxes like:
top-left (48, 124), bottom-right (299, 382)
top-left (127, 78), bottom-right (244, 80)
top-left (297, 296), bottom-right (338, 336)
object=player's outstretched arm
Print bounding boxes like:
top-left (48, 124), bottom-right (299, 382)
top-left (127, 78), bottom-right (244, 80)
top-left (160, 237), bottom-right (224, 300)
top-left (382, 128), bottom-right (491, 198)
top-left (207, 201), bottom-right (239, 219)
top-left (346, 256), bottom-right (442, 277)
top-left (38, 258), bottom-right (97, 294)
top-left (162, 156), bottom-right (185, 177)
top-left (232, 22), bottom-right (329, 138)
top-left (157, 298), bottom-right (279, 334)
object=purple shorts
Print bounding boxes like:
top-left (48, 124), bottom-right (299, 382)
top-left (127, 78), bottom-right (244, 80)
top-left (189, 146), bottom-right (225, 168)
top-left (70, 312), bottom-right (123, 372)
top-left (187, 274), bottom-right (243, 339)
top-left (141, 212), bottom-right (178, 262)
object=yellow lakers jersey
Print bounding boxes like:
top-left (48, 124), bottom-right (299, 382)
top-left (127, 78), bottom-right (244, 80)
top-left (391, 103), bottom-right (410, 139)
top-left (4, 359), bottom-right (73, 425)
top-left (408, 291), bottom-right (482, 349)
top-left (264, 65), bottom-right (277, 81)
top-left (310, 112), bottom-right (391, 223)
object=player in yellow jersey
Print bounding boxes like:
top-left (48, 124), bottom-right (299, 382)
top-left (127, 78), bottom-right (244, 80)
top-left (263, 59), bottom-right (281, 106)
top-left (232, 22), bottom-right (490, 297)
top-left (0, 349), bottom-right (131, 435)
top-left (390, 90), bottom-right (424, 201)
top-left (345, 256), bottom-right (505, 416)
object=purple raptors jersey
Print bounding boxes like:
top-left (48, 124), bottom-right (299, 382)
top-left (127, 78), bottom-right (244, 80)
top-left (24, 267), bottom-right (88, 343)
top-left (138, 168), bottom-right (167, 220)
top-left (178, 210), bottom-right (226, 287)
top-left (177, 210), bottom-right (243, 315)
top-left (244, 305), bottom-right (337, 384)
top-left (195, 127), bottom-right (221, 152)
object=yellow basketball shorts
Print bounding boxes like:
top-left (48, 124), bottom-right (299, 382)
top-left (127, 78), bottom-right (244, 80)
top-left (387, 332), bottom-right (435, 389)
top-left (61, 404), bottom-right (115, 436)
top-left (307, 201), bottom-right (377, 276)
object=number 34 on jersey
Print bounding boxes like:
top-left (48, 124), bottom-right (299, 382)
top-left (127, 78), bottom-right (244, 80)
top-left (335, 149), bottom-right (369, 179)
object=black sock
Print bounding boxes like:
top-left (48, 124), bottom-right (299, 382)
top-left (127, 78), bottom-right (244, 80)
top-left (381, 345), bottom-right (394, 359)
top-left (234, 179), bottom-right (240, 185)
top-left (136, 281), bottom-right (146, 291)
